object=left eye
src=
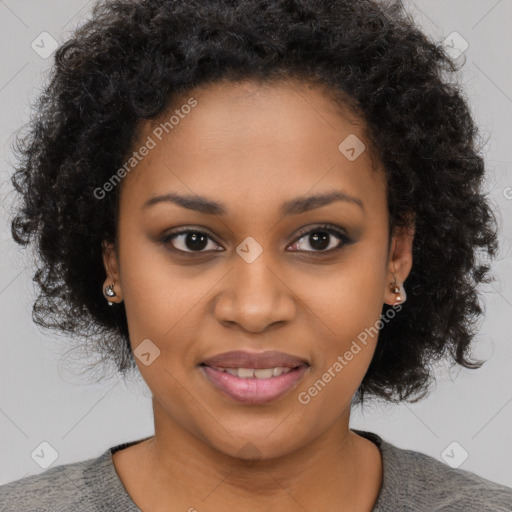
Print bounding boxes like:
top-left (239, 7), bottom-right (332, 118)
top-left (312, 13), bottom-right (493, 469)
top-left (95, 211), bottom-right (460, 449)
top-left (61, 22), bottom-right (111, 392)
top-left (161, 225), bottom-right (349, 254)
top-left (289, 225), bottom-right (350, 253)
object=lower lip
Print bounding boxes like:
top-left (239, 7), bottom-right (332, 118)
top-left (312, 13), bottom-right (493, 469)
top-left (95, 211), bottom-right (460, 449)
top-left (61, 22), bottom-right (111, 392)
top-left (200, 365), bottom-right (309, 404)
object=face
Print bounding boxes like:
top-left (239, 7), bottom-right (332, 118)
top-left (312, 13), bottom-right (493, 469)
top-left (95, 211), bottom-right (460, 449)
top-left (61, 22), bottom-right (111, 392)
top-left (102, 78), bottom-right (413, 460)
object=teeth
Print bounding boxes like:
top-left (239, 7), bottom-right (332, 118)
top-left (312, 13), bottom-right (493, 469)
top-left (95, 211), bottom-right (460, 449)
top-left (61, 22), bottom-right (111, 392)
top-left (254, 368), bottom-right (273, 379)
top-left (238, 368), bottom-right (255, 378)
top-left (212, 366), bottom-right (294, 379)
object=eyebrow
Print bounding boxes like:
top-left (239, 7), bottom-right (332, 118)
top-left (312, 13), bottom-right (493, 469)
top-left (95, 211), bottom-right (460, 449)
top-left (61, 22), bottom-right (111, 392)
top-left (142, 190), bottom-right (365, 215)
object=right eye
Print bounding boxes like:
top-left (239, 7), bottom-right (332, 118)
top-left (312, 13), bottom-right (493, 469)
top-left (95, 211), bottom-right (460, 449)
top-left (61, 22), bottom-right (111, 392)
top-left (160, 228), bottom-right (224, 254)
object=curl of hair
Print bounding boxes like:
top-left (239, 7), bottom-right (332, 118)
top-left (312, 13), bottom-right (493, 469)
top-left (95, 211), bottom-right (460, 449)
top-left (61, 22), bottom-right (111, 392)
top-left (10, 0), bottom-right (499, 402)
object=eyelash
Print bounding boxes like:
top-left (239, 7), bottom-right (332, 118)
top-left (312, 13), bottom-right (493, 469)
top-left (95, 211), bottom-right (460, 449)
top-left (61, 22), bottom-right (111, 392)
top-left (160, 223), bottom-right (351, 256)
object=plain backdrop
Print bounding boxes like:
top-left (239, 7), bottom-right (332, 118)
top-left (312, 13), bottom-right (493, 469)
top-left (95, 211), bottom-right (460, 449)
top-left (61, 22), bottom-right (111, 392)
top-left (1, 0), bottom-right (511, 489)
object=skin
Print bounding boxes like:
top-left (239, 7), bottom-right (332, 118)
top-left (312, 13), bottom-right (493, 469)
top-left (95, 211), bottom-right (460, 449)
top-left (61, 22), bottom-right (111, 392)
top-left (102, 78), bottom-right (414, 512)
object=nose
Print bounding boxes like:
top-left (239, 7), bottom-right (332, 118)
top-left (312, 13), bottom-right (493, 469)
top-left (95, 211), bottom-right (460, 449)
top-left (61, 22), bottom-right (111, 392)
top-left (213, 250), bottom-right (296, 333)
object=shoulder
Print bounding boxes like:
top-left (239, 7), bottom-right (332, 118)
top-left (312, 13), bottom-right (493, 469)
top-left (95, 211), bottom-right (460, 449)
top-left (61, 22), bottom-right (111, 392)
top-left (354, 430), bottom-right (512, 512)
top-left (392, 443), bottom-right (512, 511)
top-left (0, 449), bottom-right (114, 512)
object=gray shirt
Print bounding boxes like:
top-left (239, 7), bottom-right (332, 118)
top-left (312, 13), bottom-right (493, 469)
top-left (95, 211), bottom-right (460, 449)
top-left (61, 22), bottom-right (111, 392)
top-left (1, 430), bottom-right (511, 511)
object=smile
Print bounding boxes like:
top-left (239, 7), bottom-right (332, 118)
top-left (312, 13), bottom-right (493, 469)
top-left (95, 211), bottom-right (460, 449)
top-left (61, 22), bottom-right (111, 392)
top-left (199, 364), bottom-right (309, 404)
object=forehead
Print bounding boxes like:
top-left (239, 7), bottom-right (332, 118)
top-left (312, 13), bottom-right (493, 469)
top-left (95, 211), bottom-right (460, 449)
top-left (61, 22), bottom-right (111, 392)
top-left (119, 78), bottom-right (386, 217)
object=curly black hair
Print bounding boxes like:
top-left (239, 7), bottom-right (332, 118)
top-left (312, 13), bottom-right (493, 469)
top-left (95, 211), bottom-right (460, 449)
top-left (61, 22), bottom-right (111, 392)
top-left (9, 0), bottom-right (499, 403)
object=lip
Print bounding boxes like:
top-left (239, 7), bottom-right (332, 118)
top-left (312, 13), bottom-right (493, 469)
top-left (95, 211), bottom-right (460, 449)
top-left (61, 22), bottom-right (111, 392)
top-left (200, 350), bottom-right (310, 369)
top-left (200, 364), bottom-right (309, 404)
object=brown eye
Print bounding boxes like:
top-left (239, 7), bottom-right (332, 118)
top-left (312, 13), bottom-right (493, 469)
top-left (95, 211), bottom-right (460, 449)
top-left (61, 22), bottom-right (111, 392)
top-left (161, 229), bottom-right (223, 253)
top-left (288, 225), bottom-right (351, 253)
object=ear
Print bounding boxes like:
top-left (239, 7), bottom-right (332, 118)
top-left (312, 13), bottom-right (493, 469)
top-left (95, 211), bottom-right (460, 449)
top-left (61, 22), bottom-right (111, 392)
top-left (101, 240), bottom-right (123, 304)
top-left (383, 217), bottom-right (415, 306)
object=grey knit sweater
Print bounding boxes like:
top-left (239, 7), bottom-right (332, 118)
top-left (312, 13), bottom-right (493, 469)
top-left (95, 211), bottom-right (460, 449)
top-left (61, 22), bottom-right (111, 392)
top-left (1, 430), bottom-right (511, 511)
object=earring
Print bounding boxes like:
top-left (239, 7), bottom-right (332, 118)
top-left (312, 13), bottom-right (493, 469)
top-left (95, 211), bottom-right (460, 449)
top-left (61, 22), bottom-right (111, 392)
top-left (390, 273), bottom-right (407, 305)
top-left (104, 283), bottom-right (117, 306)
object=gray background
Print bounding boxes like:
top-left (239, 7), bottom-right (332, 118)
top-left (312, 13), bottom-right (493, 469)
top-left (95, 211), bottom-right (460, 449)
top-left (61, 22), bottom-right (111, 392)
top-left (1, 0), bottom-right (511, 488)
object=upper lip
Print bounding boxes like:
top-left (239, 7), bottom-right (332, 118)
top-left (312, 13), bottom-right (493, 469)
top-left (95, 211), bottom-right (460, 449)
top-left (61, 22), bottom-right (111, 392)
top-left (201, 350), bottom-right (310, 369)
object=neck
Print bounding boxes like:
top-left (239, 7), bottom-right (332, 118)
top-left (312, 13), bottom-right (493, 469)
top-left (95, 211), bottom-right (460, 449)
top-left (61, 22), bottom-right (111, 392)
top-left (129, 399), bottom-right (382, 511)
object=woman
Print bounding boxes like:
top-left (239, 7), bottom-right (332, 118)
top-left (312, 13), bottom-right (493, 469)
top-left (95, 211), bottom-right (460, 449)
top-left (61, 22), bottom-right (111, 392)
top-left (1, 0), bottom-right (511, 510)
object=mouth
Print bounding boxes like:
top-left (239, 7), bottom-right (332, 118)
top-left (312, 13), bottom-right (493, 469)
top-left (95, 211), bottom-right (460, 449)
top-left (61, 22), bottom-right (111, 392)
top-left (198, 350), bottom-right (310, 404)
top-left (199, 364), bottom-right (310, 405)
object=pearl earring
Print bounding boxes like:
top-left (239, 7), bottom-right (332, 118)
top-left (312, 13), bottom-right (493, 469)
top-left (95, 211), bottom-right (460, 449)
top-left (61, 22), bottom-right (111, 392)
top-left (390, 273), bottom-right (407, 305)
top-left (104, 283), bottom-right (117, 306)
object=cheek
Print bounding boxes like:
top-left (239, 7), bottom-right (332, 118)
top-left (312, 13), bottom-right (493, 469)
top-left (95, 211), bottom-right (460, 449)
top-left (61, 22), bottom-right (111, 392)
top-left (291, 243), bottom-right (387, 401)
top-left (299, 245), bottom-right (387, 344)
top-left (117, 226), bottom-right (192, 348)
top-left (293, 265), bottom-right (384, 422)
